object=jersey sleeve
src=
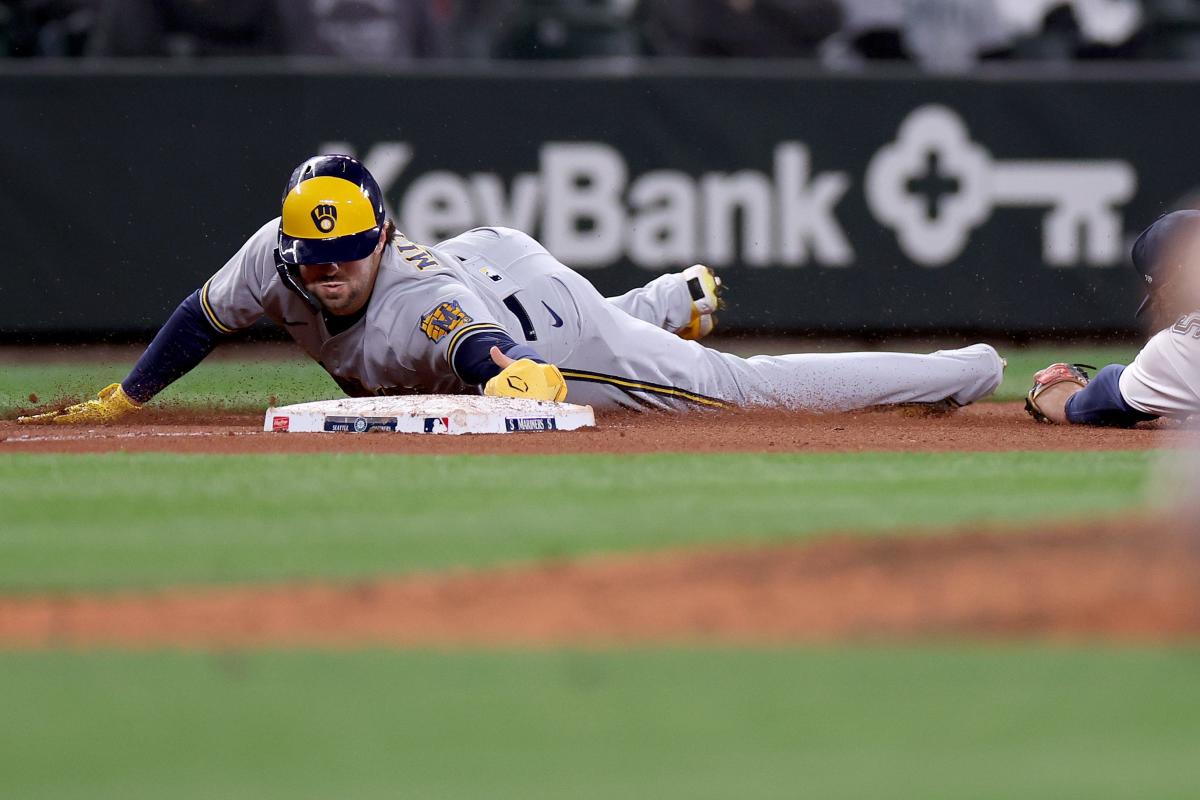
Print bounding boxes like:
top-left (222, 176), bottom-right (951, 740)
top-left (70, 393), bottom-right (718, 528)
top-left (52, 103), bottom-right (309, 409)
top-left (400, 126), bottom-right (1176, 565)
top-left (384, 279), bottom-right (538, 389)
top-left (452, 331), bottom-right (544, 385)
top-left (1118, 320), bottom-right (1200, 418)
top-left (120, 290), bottom-right (221, 403)
top-left (1064, 364), bottom-right (1157, 427)
top-left (197, 219), bottom-right (278, 333)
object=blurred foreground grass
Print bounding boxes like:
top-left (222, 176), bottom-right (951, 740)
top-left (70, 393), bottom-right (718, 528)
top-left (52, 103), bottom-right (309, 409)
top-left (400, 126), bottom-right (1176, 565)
top-left (0, 450), bottom-right (1151, 590)
top-left (3, 647), bottom-right (1198, 800)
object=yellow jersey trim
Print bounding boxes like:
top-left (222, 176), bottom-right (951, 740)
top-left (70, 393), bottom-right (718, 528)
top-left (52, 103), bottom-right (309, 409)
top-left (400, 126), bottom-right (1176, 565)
top-left (199, 280), bottom-right (235, 334)
top-left (445, 322), bottom-right (507, 368)
top-left (559, 369), bottom-right (728, 408)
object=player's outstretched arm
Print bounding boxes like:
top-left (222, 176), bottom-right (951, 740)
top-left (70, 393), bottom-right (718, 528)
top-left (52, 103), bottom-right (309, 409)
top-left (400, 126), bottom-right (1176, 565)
top-left (440, 322), bottom-right (566, 402)
top-left (17, 289), bottom-right (224, 424)
top-left (483, 347), bottom-right (567, 403)
top-left (17, 382), bottom-right (142, 425)
top-left (1025, 363), bottom-right (1157, 427)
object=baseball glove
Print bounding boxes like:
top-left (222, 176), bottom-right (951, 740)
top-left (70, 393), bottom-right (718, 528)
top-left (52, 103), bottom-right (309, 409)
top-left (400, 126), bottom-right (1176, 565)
top-left (1024, 363), bottom-right (1094, 423)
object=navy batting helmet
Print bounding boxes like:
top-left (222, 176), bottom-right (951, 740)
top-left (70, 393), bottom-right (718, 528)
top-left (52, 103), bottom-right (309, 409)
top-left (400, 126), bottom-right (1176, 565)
top-left (1131, 209), bottom-right (1200, 318)
top-left (278, 154), bottom-right (386, 265)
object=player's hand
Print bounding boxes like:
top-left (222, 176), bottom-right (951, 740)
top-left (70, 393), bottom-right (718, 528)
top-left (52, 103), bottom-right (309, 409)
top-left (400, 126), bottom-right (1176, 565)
top-left (484, 347), bottom-right (568, 402)
top-left (1024, 363), bottom-right (1092, 424)
top-left (17, 383), bottom-right (141, 425)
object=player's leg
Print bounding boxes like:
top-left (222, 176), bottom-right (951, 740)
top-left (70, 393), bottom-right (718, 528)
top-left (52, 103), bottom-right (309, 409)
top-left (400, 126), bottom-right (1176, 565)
top-left (606, 266), bottom-right (722, 339)
top-left (437, 227), bottom-right (720, 337)
top-left (429, 227), bottom-right (722, 409)
top-left (435, 228), bottom-right (1004, 411)
top-left (721, 346), bottom-right (1004, 410)
top-left (606, 273), bottom-right (693, 330)
top-left (549, 268), bottom-right (1004, 411)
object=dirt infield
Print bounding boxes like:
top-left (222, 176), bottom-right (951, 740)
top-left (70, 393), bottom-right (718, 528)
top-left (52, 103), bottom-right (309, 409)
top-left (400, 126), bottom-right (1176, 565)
top-left (0, 402), bottom-right (1174, 454)
top-left (2, 518), bottom-right (1197, 648)
top-left (3, 401), bottom-right (1189, 649)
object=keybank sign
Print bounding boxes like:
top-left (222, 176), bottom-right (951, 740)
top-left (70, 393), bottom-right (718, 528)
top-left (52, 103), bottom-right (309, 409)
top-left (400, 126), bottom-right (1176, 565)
top-left (325, 105), bottom-right (1136, 271)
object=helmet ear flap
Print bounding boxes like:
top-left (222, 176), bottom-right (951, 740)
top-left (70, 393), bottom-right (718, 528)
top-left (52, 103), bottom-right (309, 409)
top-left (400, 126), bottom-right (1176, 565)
top-left (274, 249), bottom-right (321, 313)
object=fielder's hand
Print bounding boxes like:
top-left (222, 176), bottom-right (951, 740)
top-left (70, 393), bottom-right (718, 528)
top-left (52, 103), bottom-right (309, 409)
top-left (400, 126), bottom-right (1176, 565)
top-left (1024, 363), bottom-right (1093, 424)
top-left (17, 383), bottom-right (141, 425)
top-left (484, 347), bottom-right (568, 402)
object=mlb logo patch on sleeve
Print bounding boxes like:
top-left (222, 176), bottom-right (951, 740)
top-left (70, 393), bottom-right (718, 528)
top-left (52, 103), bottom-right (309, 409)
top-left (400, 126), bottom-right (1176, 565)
top-left (419, 300), bottom-right (473, 343)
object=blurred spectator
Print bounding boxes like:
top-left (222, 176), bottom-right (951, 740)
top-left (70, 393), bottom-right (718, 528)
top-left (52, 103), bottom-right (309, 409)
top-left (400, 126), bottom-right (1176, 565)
top-left (483, 0), bottom-right (640, 59)
top-left (1136, 0), bottom-right (1200, 60)
top-left (1000, 0), bottom-right (1143, 60)
top-left (87, 0), bottom-right (283, 57)
top-left (1, 1), bottom-right (20, 55)
top-left (640, 0), bottom-right (842, 58)
top-left (823, 0), bottom-right (1144, 72)
top-left (86, 0), bottom-right (449, 59)
top-left (824, 0), bottom-right (1012, 72)
top-left (276, 0), bottom-right (451, 60)
top-left (15, 0), bottom-right (1200, 68)
top-left (2, 0), bottom-right (97, 56)
top-left (448, 0), bottom-right (515, 57)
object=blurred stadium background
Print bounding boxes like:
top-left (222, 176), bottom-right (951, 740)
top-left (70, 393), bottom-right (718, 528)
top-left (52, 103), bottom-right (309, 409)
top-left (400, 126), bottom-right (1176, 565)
top-left (4, 3), bottom-right (1200, 799)
top-left (3, 0), bottom-right (1196, 342)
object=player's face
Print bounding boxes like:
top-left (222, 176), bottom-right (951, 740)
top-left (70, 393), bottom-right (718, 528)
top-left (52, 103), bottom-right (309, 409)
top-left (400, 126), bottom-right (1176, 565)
top-left (299, 233), bottom-right (386, 316)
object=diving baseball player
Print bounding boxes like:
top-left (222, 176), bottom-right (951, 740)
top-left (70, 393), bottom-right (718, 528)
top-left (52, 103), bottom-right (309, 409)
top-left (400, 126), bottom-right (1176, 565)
top-left (1026, 210), bottom-right (1200, 426)
top-left (19, 154), bottom-right (1005, 424)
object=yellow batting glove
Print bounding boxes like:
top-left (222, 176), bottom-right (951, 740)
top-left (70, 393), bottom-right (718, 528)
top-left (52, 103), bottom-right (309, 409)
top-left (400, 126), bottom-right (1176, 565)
top-left (484, 359), bottom-right (568, 403)
top-left (17, 383), bottom-right (141, 425)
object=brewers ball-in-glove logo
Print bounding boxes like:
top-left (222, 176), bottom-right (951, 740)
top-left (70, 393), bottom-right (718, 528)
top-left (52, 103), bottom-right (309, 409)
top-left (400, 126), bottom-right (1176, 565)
top-left (310, 204), bottom-right (337, 233)
top-left (419, 299), bottom-right (473, 343)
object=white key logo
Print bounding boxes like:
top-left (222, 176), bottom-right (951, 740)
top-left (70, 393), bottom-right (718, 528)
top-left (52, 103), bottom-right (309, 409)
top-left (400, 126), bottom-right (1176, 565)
top-left (866, 105), bottom-right (1136, 268)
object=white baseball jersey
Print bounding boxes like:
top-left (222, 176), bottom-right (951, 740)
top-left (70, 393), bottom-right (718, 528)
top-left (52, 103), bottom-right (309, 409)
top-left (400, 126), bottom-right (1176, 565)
top-left (201, 222), bottom-right (1004, 411)
top-left (1119, 313), bottom-right (1200, 418)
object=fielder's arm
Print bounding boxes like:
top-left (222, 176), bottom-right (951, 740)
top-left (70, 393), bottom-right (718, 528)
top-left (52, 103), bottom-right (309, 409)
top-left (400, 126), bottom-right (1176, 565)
top-left (1025, 363), bottom-right (1157, 427)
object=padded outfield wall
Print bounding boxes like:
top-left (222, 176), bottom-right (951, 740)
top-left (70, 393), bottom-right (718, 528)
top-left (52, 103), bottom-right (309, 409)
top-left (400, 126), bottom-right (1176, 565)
top-left (0, 61), bottom-right (1190, 337)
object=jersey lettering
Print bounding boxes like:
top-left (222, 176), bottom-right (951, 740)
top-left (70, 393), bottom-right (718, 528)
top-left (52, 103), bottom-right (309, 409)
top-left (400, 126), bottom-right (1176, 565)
top-left (420, 300), bottom-right (473, 343)
top-left (395, 240), bottom-right (440, 270)
top-left (1170, 313), bottom-right (1200, 339)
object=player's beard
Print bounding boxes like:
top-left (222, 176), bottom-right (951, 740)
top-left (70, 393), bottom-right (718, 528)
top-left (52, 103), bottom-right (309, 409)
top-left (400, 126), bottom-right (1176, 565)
top-left (313, 279), bottom-right (367, 315)
top-left (303, 255), bottom-right (381, 316)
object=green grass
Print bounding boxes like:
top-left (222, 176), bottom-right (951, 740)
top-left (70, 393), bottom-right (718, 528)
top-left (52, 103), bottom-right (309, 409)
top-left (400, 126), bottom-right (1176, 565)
top-left (0, 450), bottom-right (1152, 591)
top-left (2, 647), bottom-right (1198, 800)
top-left (0, 348), bottom-right (1177, 800)
top-left (0, 346), bottom-right (1139, 413)
top-left (991, 347), bottom-right (1138, 402)
top-left (0, 356), bottom-right (333, 413)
